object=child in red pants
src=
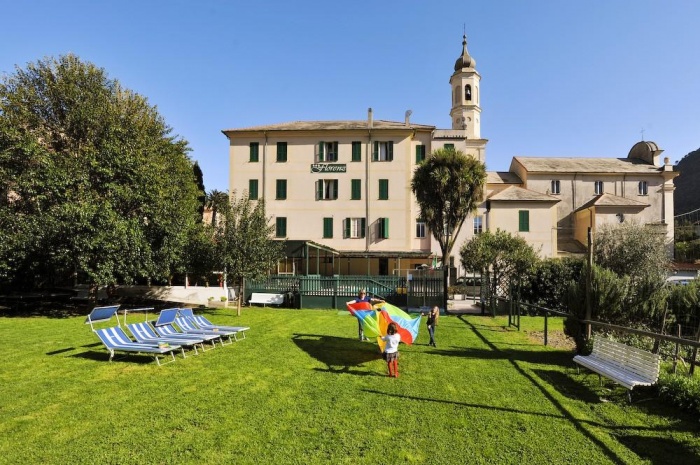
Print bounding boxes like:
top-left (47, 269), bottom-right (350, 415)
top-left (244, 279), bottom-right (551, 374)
top-left (381, 322), bottom-right (401, 377)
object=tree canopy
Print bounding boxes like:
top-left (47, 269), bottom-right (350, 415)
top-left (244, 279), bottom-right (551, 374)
top-left (411, 148), bottom-right (486, 266)
top-left (0, 54), bottom-right (201, 288)
top-left (212, 192), bottom-right (285, 285)
top-left (460, 229), bottom-right (539, 301)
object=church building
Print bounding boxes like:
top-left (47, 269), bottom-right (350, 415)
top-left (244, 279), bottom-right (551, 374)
top-left (222, 36), bottom-right (677, 277)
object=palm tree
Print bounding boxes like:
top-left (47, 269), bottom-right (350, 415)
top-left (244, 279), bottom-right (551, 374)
top-left (205, 189), bottom-right (230, 227)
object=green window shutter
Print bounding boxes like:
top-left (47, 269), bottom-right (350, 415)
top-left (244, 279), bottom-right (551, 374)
top-left (352, 141), bottom-right (361, 161)
top-left (276, 217), bottom-right (287, 238)
top-left (379, 217), bottom-right (389, 239)
top-left (360, 218), bottom-right (366, 238)
top-left (276, 142), bottom-right (285, 162)
top-left (372, 141), bottom-right (379, 161)
top-left (316, 180), bottom-right (322, 200)
top-left (415, 145), bottom-right (425, 163)
top-left (323, 217), bottom-right (333, 238)
top-left (519, 210), bottom-right (529, 232)
top-left (249, 179), bottom-right (258, 200)
top-left (343, 218), bottom-right (350, 238)
top-left (378, 179), bottom-right (388, 200)
top-left (276, 179), bottom-right (287, 200)
top-left (332, 180), bottom-right (338, 199)
top-left (351, 179), bottom-right (361, 200)
top-left (387, 142), bottom-right (393, 161)
top-left (319, 141), bottom-right (325, 161)
top-left (252, 142), bottom-right (259, 162)
top-left (332, 142), bottom-right (338, 161)
top-left (444, 143), bottom-right (455, 150)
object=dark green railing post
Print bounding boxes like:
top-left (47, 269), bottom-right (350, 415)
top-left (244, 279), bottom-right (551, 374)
top-left (544, 311), bottom-right (549, 346)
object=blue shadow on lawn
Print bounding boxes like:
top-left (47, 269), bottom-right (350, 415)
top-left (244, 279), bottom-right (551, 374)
top-left (292, 333), bottom-right (383, 376)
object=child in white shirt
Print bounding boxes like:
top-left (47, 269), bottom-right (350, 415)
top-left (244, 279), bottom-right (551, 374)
top-left (381, 322), bottom-right (401, 377)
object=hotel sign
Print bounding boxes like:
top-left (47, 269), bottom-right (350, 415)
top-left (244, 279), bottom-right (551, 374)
top-left (311, 163), bottom-right (347, 173)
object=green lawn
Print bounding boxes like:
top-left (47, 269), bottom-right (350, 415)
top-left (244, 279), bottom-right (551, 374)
top-left (0, 308), bottom-right (698, 464)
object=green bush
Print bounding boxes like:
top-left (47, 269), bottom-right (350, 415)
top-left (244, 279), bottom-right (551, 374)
top-left (658, 371), bottom-right (700, 416)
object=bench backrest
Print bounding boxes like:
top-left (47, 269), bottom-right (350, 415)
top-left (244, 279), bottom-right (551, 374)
top-left (251, 293), bottom-right (284, 304)
top-left (592, 338), bottom-right (660, 383)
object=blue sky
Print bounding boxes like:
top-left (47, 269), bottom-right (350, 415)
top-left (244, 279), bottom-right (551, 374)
top-left (2, 1), bottom-right (699, 192)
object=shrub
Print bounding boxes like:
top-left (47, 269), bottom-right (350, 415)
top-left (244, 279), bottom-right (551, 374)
top-left (657, 371), bottom-right (700, 416)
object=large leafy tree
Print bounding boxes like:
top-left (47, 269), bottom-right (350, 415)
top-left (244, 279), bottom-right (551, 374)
top-left (411, 148), bottom-right (486, 308)
top-left (213, 192), bottom-right (285, 310)
top-left (0, 54), bottom-right (201, 289)
top-left (460, 229), bottom-right (539, 311)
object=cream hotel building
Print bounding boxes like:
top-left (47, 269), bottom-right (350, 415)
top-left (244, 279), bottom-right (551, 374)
top-left (223, 36), bottom-right (677, 277)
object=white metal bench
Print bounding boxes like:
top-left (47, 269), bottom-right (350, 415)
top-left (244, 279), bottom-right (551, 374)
top-left (249, 292), bottom-right (284, 307)
top-left (573, 337), bottom-right (660, 401)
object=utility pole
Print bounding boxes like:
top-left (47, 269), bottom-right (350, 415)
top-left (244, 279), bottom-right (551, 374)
top-left (585, 227), bottom-right (593, 340)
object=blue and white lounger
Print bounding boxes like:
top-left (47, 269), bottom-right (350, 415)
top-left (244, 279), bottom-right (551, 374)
top-left (152, 321), bottom-right (222, 348)
top-left (175, 316), bottom-right (235, 345)
top-left (126, 322), bottom-right (206, 356)
top-left (94, 326), bottom-right (183, 366)
top-left (179, 308), bottom-right (249, 340)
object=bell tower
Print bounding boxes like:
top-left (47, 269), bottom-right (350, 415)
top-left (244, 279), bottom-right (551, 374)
top-left (450, 35), bottom-right (481, 138)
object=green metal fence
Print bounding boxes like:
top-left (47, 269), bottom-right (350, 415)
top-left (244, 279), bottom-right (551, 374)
top-left (246, 273), bottom-right (444, 310)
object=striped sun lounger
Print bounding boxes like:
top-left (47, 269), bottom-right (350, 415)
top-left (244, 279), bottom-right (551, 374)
top-left (126, 322), bottom-right (206, 356)
top-left (153, 322), bottom-right (222, 348)
top-left (94, 326), bottom-right (183, 366)
top-left (175, 317), bottom-right (235, 345)
top-left (179, 308), bottom-right (249, 340)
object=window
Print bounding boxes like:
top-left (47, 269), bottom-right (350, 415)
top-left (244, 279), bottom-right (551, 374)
top-left (276, 142), bottom-right (287, 162)
top-left (444, 143), bottom-right (455, 150)
top-left (372, 141), bottom-right (393, 161)
top-left (416, 220), bottom-right (426, 238)
top-left (317, 141), bottom-right (338, 162)
top-left (316, 179), bottom-right (338, 200)
top-left (323, 217), bottom-right (333, 238)
top-left (275, 179), bottom-right (287, 200)
top-left (550, 180), bottom-right (561, 195)
top-left (343, 218), bottom-right (366, 238)
top-left (249, 142), bottom-right (259, 162)
top-left (275, 217), bottom-right (287, 238)
top-left (518, 210), bottom-right (529, 232)
top-left (638, 181), bottom-right (648, 195)
top-left (248, 179), bottom-right (258, 200)
top-left (473, 215), bottom-right (483, 235)
top-left (378, 217), bottom-right (389, 239)
top-left (594, 181), bottom-right (604, 195)
top-left (378, 179), bottom-right (389, 200)
top-left (351, 179), bottom-right (361, 200)
top-left (351, 141), bottom-right (362, 162)
top-left (465, 84), bottom-right (472, 101)
top-left (415, 145), bottom-right (426, 163)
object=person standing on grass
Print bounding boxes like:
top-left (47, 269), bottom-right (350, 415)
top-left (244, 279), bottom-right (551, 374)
top-left (380, 322), bottom-right (401, 377)
top-left (423, 305), bottom-right (439, 347)
top-left (347, 289), bottom-right (384, 341)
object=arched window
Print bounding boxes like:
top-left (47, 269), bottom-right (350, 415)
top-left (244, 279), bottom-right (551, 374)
top-left (465, 84), bottom-right (472, 101)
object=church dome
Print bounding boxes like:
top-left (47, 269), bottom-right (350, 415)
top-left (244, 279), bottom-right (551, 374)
top-left (454, 35), bottom-right (476, 71)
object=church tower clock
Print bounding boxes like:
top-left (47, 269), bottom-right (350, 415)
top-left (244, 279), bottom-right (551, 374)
top-left (450, 34), bottom-right (481, 139)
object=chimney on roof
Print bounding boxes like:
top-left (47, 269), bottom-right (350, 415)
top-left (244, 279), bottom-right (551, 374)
top-left (405, 110), bottom-right (412, 127)
top-left (368, 108), bottom-right (373, 128)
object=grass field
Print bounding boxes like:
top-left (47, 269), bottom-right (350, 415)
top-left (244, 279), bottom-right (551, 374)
top-left (0, 308), bottom-right (698, 464)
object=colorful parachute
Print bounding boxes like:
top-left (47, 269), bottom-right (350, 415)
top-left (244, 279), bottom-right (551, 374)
top-left (346, 301), bottom-right (421, 351)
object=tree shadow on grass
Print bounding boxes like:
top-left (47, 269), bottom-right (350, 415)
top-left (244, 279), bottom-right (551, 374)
top-left (614, 434), bottom-right (700, 465)
top-left (426, 345), bottom-right (575, 367)
top-left (532, 368), bottom-right (601, 403)
top-left (292, 333), bottom-right (383, 376)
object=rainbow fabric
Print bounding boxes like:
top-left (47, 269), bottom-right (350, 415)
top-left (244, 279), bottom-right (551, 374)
top-left (346, 301), bottom-right (421, 352)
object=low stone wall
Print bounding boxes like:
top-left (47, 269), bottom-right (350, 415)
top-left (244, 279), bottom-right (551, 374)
top-left (117, 285), bottom-right (236, 306)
